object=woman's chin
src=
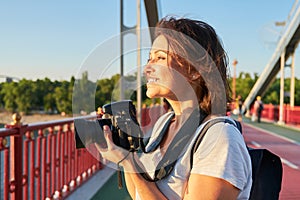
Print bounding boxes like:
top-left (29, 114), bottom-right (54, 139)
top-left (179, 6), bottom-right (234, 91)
top-left (146, 90), bottom-right (159, 99)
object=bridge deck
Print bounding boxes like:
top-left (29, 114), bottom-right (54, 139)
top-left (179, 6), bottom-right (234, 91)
top-left (242, 117), bottom-right (300, 200)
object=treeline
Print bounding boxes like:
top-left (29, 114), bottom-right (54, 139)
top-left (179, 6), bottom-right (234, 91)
top-left (0, 71), bottom-right (299, 115)
top-left (0, 72), bottom-right (148, 115)
top-left (233, 72), bottom-right (300, 105)
top-left (0, 76), bottom-right (75, 115)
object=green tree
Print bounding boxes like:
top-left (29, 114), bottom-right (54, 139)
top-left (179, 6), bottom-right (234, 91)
top-left (94, 73), bottom-right (150, 110)
top-left (42, 78), bottom-right (57, 113)
top-left (234, 72), bottom-right (258, 101)
top-left (95, 77), bottom-right (114, 109)
top-left (0, 82), bottom-right (3, 108)
top-left (286, 78), bottom-right (300, 106)
top-left (294, 78), bottom-right (300, 106)
top-left (270, 79), bottom-right (281, 104)
top-left (1, 82), bottom-right (17, 112)
top-left (72, 71), bottom-right (95, 114)
top-left (14, 79), bottom-right (33, 114)
top-left (54, 80), bottom-right (73, 114)
top-left (111, 74), bottom-right (121, 101)
top-left (264, 77), bottom-right (300, 106)
top-left (235, 73), bottom-right (300, 106)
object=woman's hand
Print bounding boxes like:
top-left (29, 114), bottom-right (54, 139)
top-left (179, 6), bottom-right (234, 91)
top-left (95, 125), bottom-right (130, 165)
top-left (95, 126), bottom-right (168, 200)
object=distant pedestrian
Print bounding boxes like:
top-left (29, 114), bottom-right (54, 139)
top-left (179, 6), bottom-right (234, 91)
top-left (237, 95), bottom-right (243, 121)
top-left (252, 96), bottom-right (264, 122)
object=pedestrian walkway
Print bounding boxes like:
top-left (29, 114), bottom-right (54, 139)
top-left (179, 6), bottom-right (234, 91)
top-left (65, 165), bottom-right (116, 200)
top-left (68, 116), bottom-right (300, 200)
top-left (240, 116), bottom-right (300, 200)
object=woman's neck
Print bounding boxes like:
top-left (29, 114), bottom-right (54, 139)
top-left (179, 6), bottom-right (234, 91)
top-left (159, 99), bottom-right (201, 155)
top-left (167, 99), bottom-right (199, 126)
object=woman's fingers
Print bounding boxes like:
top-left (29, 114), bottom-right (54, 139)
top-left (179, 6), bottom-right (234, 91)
top-left (94, 125), bottom-right (112, 151)
top-left (103, 125), bottom-right (114, 148)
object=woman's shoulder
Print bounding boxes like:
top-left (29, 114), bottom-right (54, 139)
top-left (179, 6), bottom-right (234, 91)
top-left (199, 116), bottom-right (240, 134)
top-left (194, 116), bottom-right (245, 155)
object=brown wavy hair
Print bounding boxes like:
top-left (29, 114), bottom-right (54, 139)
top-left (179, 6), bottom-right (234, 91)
top-left (154, 16), bottom-right (231, 115)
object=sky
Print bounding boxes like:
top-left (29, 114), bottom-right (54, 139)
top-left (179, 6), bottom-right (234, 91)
top-left (0, 0), bottom-right (299, 82)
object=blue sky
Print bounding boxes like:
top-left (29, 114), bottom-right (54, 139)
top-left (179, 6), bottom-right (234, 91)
top-left (0, 0), bottom-right (298, 81)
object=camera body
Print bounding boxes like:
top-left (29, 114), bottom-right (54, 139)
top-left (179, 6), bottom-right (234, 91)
top-left (74, 100), bottom-right (144, 152)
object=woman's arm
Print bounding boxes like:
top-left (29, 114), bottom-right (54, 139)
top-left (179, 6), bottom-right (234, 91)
top-left (124, 172), bottom-right (135, 198)
top-left (122, 155), bottom-right (168, 200)
top-left (183, 174), bottom-right (239, 200)
top-left (125, 173), bottom-right (167, 200)
top-left (183, 123), bottom-right (251, 200)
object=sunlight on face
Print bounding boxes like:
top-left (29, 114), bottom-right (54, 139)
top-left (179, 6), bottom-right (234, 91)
top-left (145, 35), bottom-right (195, 101)
top-left (145, 35), bottom-right (171, 98)
top-left (151, 35), bottom-right (169, 53)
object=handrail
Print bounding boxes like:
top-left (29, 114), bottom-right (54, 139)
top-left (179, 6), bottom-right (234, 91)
top-left (0, 105), bottom-right (166, 200)
top-left (0, 114), bottom-right (101, 200)
top-left (0, 127), bottom-right (19, 137)
top-left (24, 115), bottom-right (95, 132)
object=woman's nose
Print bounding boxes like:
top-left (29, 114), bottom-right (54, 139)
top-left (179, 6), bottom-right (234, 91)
top-left (143, 63), bottom-right (153, 75)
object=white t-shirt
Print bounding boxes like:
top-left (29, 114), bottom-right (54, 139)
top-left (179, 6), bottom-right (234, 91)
top-left (136, 112), bottom-right (252, 200)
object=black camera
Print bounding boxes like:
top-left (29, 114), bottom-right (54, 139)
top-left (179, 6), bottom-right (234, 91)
top-left (74, 100), bottom-right (144, 152)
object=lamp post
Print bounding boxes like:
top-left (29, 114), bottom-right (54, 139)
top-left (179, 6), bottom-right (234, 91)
top-left (232, 59), bottom-right (238, 102)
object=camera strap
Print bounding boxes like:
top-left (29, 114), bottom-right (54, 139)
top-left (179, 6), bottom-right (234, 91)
top-left (133, 108), bottom-right (208, 182)
top-left (143, 112), bottom-right (175, 153)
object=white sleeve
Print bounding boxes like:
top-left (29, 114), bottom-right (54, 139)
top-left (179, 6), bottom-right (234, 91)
top-left (190, 122), bottom-right (251, 190)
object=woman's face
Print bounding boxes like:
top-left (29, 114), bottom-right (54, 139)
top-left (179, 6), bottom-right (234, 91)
top-left (144, 35), bottom-right (193, 100)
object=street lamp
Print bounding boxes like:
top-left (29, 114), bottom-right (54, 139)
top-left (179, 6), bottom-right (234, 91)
top-left (232, 59), bottom-right (238, 101)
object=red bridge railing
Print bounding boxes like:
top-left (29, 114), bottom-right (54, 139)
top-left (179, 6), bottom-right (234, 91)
top-left (249, 104), bottom-right (300, 125)
top-left (0, 104), bottom-right (166, 200)
top-left (0, 114), bottom-right (102, 200)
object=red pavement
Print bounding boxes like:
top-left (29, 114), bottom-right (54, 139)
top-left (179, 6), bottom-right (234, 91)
top-left (242, 123), bottom-right (300, 200)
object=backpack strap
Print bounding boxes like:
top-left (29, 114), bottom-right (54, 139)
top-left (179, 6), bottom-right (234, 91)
top-left (190, 118), bottom-right (238, 167)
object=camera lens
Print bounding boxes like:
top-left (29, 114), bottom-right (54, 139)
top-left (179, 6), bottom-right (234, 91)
top-left (74, 118), bottom-right (111, 149)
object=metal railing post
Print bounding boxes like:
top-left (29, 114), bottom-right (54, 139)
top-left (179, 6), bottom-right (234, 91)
top-left (5, 113), bottom-right (27, 200)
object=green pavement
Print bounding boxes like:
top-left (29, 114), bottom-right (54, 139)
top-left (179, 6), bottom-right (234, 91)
top-left (91, 172), bottom-right (131, 200)
top-left (237, 115), bottom-right (300, 143)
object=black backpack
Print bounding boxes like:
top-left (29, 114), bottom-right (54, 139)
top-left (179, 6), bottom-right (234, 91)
top-left (191, 118), bottom-right (283, 200)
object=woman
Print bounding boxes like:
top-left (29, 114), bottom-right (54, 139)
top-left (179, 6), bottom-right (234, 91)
top-left (98, 17), bottom-right (252, 200)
